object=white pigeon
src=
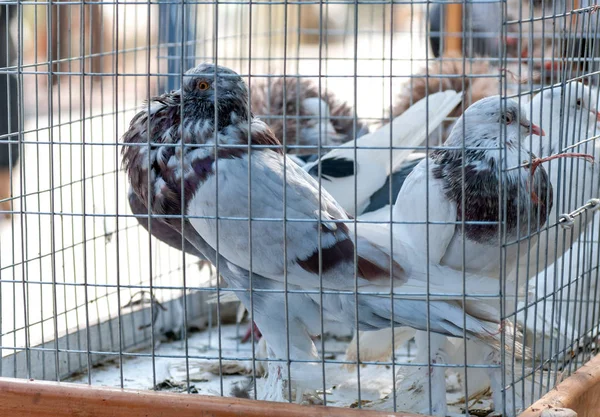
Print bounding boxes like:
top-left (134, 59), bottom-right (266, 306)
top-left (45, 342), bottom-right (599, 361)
top-left (516, 81), bottom-right (600, 361)
top-left (369, 96), bottom-right (550, 416)
top-left (302, 91), bottom-right (462, 216)
top-left (518, 216), bottom-right (600, 368)
top-left (121, 63), bottom-right (525, 405)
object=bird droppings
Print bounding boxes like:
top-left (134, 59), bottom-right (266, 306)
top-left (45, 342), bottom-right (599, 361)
top-left (468, 409), bottom-right (494, 417)
top-left (349, 399), bottom-right (373, 408)
top-left (67, 321), bottom-right (560, 414)
top-left (154, 379), bottom-right (201, 393)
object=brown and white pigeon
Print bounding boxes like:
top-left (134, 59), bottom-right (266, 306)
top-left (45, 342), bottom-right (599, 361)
top-left (127, 74), bottom-right (368, 343)
top-left (391, 59), bottom-right (502, 146)
top-left (121, 63), bottom-right (525, 404)
top-left (250, 77), bottom-right (369, 155)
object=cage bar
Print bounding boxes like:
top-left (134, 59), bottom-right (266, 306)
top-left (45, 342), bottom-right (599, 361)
top-left (0, 377), bottom-right (422, 417)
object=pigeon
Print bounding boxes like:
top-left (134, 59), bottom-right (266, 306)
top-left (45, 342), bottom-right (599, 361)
top-left (127, 75), bottom-right (371, 344)
top-left (348, 96), bottom-right (552, 416)
top-left (518, 81), bottom-right (599, 279)
top-left (516, 81), bottom-right (600, 360)
top-left (303, 90), bottom-right (462, 216)
top-left (128, 186), bottom-right (205, 259)
top-left (121, 62), bottom-right (525, 404)
top-left (250, 77), bottom-right (369, 155)
top-left (518, 218), bottom-right (600, 368)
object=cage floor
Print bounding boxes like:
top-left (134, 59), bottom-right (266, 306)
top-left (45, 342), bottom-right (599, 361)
top-left (66, 321), bottom-right (497, 415)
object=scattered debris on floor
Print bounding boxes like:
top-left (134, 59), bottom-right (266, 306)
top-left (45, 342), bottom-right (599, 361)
top-left (154, 379), bottom-right (200, 394)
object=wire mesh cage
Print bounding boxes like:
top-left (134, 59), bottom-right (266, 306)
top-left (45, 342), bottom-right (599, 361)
top-left (2, 0), bottom-right (600, 416)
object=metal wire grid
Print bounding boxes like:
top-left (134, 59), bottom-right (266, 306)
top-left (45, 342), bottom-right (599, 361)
top-left (0, 0), bottom-right (600, 416)
top-left (1, 0), bottom-right (427, 383)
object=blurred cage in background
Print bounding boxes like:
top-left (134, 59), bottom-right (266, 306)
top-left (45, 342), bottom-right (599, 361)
top-left (0, 0), bottom-right (600, 416)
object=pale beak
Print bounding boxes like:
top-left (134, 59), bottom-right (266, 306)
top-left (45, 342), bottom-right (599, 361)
top-left (524, 121), bottom-right (545, 137)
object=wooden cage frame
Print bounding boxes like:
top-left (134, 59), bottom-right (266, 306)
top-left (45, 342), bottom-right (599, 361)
top-left (1, 352), bottom-right (599, 416)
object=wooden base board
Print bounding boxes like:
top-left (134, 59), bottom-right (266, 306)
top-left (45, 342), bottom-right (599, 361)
top-left (519, 353), bottom-right (600, 417)
top-left (0, 377), bottom-right (423, 417)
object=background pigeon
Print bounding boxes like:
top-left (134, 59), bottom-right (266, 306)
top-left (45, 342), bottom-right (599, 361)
top-left (250, 77), bottom-right (369, 155)
top-left (389, 58), bottom-right (535, 146)
top-left (516, 81), bottom-right (600, 360)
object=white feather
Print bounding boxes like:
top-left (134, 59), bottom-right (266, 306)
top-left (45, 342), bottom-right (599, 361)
top-left (302, 90), bottom-right (462, 215)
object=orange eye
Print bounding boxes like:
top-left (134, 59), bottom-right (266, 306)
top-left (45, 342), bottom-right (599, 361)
top-left (197, 81), bottom-right (210, 91)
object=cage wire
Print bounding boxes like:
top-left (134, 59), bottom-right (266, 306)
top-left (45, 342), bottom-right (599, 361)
top-left (1, 0), bottom-right (600, 416)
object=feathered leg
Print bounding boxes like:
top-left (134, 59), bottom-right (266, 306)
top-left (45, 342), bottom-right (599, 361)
top-left (482, 346), bottom-right (516, 417)
top-left (395, 331), bottom-right (448, 416)
top-left (343, 327), bottom-right (416, 371)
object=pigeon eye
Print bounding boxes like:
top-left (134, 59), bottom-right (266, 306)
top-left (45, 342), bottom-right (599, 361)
top-left (576, 98), bottom-right (582, 107)
top-left (197, 81), bottom-right (210, 91)
top-left (502, 114), bottom-right (513, 124)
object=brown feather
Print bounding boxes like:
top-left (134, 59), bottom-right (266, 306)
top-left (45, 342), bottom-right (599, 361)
top-left (121, 91), bottom-right (261, 219)
top-left (250, 77), bottom-right (366, 154)
top-left (391, 59), bottom-right (495, 123)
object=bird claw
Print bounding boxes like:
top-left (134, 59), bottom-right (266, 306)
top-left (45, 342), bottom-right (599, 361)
top-left (526, 153), bottom-right (595, 203)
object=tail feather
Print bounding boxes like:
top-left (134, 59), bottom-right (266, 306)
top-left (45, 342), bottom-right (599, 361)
top-left (316, 90), bottom-right (462, 171)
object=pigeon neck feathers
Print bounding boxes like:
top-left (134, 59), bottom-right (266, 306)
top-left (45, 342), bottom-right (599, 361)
top-left (121, 64), bottom-right (283, 219)
top-left (430, 98), bottom-right (552, 244)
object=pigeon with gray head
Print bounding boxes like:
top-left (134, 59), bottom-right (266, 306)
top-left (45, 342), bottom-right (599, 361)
top-left (349, 96), bottom-right (554, 416)
top-left (393, 96), bottom-right (554, 416)
top-left (121, 63), bottom-right (526, 403)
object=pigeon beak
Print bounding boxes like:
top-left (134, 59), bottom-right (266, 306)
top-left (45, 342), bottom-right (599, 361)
top-left (596, 111), bottom-right (600, 122)
top-left (525, 121), bottom-right (545, 137)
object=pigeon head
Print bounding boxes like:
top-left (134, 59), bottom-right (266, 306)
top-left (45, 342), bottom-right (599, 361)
top-left (529, 81), bottom-right (600, 151)
top-left (448, 95), bottom-right (544, 148)
top-left (181, 63), bottom-right (251, 128)
top-left (554, 82), bottom-right (600, 125)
